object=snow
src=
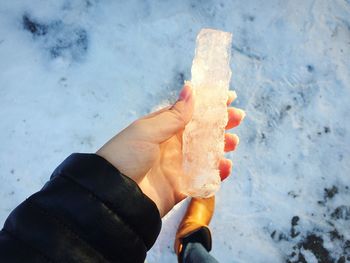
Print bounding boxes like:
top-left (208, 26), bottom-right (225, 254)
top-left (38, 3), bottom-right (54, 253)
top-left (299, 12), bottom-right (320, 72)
top-left (0, 0), bottom-right (349, 262)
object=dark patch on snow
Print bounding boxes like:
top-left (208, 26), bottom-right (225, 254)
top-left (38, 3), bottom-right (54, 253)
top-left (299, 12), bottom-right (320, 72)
top-left (287, 250), bottom-right (307, 263)
top-left (306, 64), bottom-right (314, 72)
top-left (22, 14), bottom-right (88, 61)
top-left (288, 234), bottom-right (332, 263)
top-left (292, 82), bottom-right (320, 108)
top-left (288, 191), bottom-right (299, 198)
top-left (284, 206), bottom-right (350, 262)
top-left (302, 234), bottom-right (332, 263)
top-left (279, 104), bottom-right (292, 120)
top-left (291, 216), bottom-right (299, 227)
top-left (338, 153), bottom-right (344, 161)
top-left (189, 0), bottom-right (217, 19)
top-left (287, 229), bottom-right (350, 263)
top-left (232, 44), bottom-right (265, 61)
top-left (58, 77), bottom-right (68, 87)
top-left (271, 230), bottom-right (289, 242)
top-left (331, 206), bottom-right (350, 220)
top-left (324, 126), bottom-right (331, 133)
top-left (344, 240), bottom-right (350, 254)
top-left (324, 185), bottom-right (338, 200)
top-left (85, 0), bottom-right (93, 8)
top-left (243, 14), bottom-right (255, 22)
top-left (23, 15), bottom-right (48, 36)
top-left (259, 132), bottom-right (266, 143)
top-left (271, 230), bottom-right (276, 239)
top-left (317, 126), bottom-right (331, 136)
top-left (290, 216), bottom-right (300, 238)
top-left (50, 29), bottom-right (88, 59)
top-left (252, 85), bottom-right (287, 131)
top-left (63, 0), bottom-right (94, 10)
top-left (329, 228), bottom-right (343, 241)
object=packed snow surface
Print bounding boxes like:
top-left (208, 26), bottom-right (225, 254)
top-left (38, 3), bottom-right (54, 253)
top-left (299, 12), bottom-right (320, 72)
top-left (0, 1), bottom-right (349, 262)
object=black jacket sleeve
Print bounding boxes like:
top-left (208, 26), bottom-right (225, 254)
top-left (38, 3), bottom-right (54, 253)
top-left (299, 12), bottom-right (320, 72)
top-left (0, 153), bottom-right (162, 263)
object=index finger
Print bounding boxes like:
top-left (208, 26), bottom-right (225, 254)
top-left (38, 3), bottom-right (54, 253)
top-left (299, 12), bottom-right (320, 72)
top-left (227, 90), bottom-right (237, 106)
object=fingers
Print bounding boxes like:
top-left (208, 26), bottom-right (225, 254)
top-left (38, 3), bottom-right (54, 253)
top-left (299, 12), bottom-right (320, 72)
top-left (219, 158), bottom-right (232, 181)
top-left (226, 107), bottom-right (245, 130)
top-left (141, 105), bottom-right (172, 120)
top-left (224, 133), bottom-right (239, 152)
top-left (227, 90), bottom-right (237, 106)
top-left (226, 90), bottom-right (245, 130)
top-left (220, 133), bottom-right (238, 180)
top-left (136, 86), bottom-right (244, 148)
top-left (147, 89), bottom-right (238, 120)
top-left (139, 85), bottom-right (194, 143)
top-left (221, 91), bottom-right (243, 180)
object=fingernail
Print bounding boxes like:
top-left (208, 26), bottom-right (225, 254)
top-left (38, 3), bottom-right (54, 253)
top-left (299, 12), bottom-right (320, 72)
top-left (238, 109), bottom-right (246, 120)
top-left (233, 134), bottom-right (240, 146)
top-left (179, 85), bottom-right (192, 102)
top-left (231, 90), bottom-right (237, 101)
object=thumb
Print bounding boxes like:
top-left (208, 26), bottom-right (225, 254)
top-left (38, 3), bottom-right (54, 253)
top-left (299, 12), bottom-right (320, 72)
top-left (141, 85), bottom-right (194, 143)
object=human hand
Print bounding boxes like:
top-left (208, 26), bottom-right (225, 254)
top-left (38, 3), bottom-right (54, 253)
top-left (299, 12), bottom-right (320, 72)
top-left (96, 85), bottom-right (245, 216)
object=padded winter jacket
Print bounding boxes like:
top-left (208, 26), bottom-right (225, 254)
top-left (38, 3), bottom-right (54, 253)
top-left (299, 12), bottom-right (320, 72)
top-left (0, 153), bottom-right (162, 263)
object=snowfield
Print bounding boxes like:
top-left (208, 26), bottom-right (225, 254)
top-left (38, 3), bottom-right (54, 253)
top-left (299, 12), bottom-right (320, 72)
top-left (0, 1), bottom-right (349, 262)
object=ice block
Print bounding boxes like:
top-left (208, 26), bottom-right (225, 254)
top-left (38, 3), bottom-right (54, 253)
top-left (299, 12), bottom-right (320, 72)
top-left (182, 28), bottom-right (232, 197)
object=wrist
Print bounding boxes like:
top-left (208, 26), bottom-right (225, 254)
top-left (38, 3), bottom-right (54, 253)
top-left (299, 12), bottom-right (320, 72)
top-left (96, 151), bottom-right (172, 216)
top-left (138, 176), bottom-right (176, 217)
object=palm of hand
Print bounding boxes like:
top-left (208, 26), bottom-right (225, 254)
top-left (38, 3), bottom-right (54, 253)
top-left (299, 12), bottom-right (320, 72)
top-left (99, 121), bottom-right (187, 216)
top-left (140, 133), bottom-right (186, 213)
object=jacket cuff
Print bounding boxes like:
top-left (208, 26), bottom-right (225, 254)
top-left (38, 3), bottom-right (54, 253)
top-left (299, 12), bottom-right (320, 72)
top-left (51, 153), bottom-right (162, 249)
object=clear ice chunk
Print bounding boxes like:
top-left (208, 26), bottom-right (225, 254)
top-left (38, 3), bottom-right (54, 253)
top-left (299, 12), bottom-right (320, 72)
top-left (181, 28), bottom-right (233, 198)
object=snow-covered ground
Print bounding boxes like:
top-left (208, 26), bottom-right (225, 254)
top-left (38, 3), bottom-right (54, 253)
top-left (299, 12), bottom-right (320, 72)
top-left (1, 0), bottom-right (349, 262)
